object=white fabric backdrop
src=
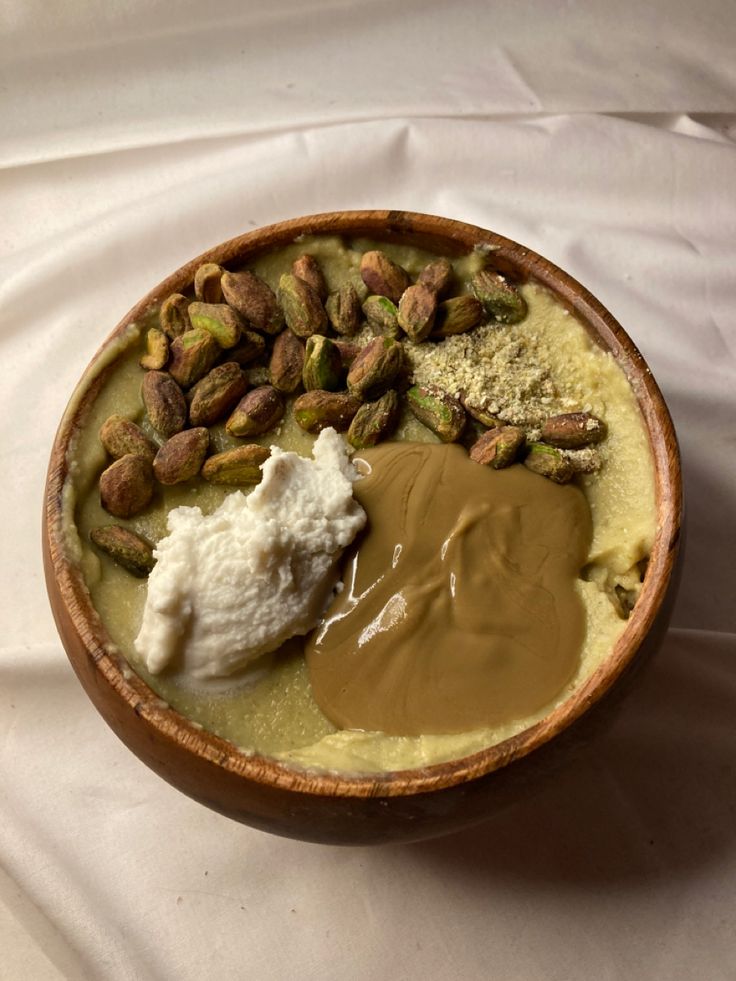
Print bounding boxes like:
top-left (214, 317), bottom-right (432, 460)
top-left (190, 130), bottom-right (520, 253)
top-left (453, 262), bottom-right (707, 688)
top-left (1, 2), bottom-right (735, 978)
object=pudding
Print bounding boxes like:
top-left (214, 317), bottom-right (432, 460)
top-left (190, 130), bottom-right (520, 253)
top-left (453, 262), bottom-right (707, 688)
top-left (61, 235), bottom-right (656, 774)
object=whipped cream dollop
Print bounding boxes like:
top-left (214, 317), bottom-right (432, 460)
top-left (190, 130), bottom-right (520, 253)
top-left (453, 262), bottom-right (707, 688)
top-left (134, 428), bottom-right (366, 681)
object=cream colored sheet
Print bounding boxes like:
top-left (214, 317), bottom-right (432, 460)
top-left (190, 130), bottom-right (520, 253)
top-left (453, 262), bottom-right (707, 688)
top-left (2, 2), bottom-right (735, 978)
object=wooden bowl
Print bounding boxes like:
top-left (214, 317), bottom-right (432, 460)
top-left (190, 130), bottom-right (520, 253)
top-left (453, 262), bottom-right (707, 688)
top-left (43, 210), bottom-right (682, 845)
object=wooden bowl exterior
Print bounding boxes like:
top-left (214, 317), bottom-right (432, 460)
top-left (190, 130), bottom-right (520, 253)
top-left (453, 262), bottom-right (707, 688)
top-left (43, 211), bottom-right (683, 845)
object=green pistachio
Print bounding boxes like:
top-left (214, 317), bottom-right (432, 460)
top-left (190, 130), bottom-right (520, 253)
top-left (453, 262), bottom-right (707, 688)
top-left (326, 281), bottom-right (362, 336)
top-left (202, 445), bottom-right (270, 485)
top-left (293, 391), bottom-right (362, 434)
top-left (303, 335), bottom-right (343, 391)
top-left (277, 273), bottom-right (328, 338)
top-left (406, 384), bottom-right (466, 442)
top-left (347, 390), bottom-right (400, 449)
top-left (187, 301), bottom-right (242, 349)
top-left (524, 442), bottom-right (575, 483)
top-left (226, 386), bottom-right (285, 437)
top-left (469, 426), bottom-right (526, 468)
top-left (168, 328), bottom-right (220, 388)
top-left (193, 262), bottom-right (224, 304)
top-left (471, 269), bottom-right (527, 324)
top-left (360, 250), bottom-right (410, 303)
top-left (90, 526), bottom-right (155, 578)
top-left (221, 270), bottom-right (284, 334)
top-left (346, 336), bottom-right (404, 401)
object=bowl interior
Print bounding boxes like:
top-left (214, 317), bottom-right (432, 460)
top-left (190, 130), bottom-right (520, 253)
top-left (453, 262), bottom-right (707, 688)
top-left (44, 209), bottom-right (682, 805)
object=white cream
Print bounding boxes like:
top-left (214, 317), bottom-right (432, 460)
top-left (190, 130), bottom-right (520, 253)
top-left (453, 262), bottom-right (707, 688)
top-left (134, 428), bottom-right (366, 682)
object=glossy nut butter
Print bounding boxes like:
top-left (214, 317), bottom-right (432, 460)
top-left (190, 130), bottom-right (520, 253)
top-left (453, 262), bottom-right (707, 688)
top-left (307, 443), bottom-right (592, 736)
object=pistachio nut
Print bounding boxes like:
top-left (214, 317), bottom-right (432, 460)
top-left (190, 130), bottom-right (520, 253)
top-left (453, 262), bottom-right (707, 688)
top-left (226, 385), bottom-right (285, 437)
top-left (562, 447), bottom-right (602, 475)
top-left (90, 525), bottom-right (155, 578)
top-left (194, 262), bottom-right (224, 304)
top-left (541, 412), bottom-right (607, 448)
top-left (141, 370), bottom-right (187, 437)
top-left (325, 281), bottom-right (362, 336)
top-left (406, 384), bottom-right (466, 442)
top-left (417, 257), bottom-right (453, 297)
top-left (303, 335), bottom-right (343, 391)
top-left (221, 270), bottom-right (284, 334)
top-left (227, 330), bottom-right (267, 366)
top-left (333, 339), bottom-right (361, 369)
top-left (460, 397), bottom-right (503, 429)
top-left (362, 295), bottom-right (400, 337)
top-left (187, 301), bottom-right (242, 349)
top-left (140, 327), bottom-right (169, 370)
top-left (346, 335), bottom-right (404, 401)
top-left (159, 293), bottom-right (190, 339)
top-left (277, 273), bottom-right (328, 338)
top-left (350, 271), bottom-right (369, 303)
top-left (189, 362), bottom-right (248, 427)
top-left (202, 444), bottom-right (270, 485)
top-left (347, 390), bottom-right (400, 449)
top-left (153, 427), bottom-right (209, 485)
top-left (293, 391), bottom-right (362, 434)
top-left (524, 442), bottom-right (575, 483)
top-left (99, 414), bottom-right (157, 462)
top-left (99, 454), bottom-right (154, 518)
top-left (432, 295), bottom-right (484, 337)
top-left (292, 254), bottom-right (327, 300)
top-left (359, 250), bottom-right (410, 303)
top-left (168, 328), bottom-right (220, 388)
top-left (397, 283), bottom-right (437, 342)
top-left (470, 269), bottom-right (527, 324)
top-left (469, 426), bottom-right (526, 468)
top-left (269, 329), bottom-right (305, 394)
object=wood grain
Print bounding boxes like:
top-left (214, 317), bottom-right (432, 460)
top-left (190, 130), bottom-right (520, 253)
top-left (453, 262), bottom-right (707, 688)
top-left (43, 210), bottom-right (683, 845)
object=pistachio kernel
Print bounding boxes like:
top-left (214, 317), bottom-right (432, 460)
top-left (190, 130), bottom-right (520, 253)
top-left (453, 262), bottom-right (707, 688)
top-left (469, 426), bottom-right (526, 468)
top-left (188, 362), bottom-right (248, 427)
top-left (406, 384), bottom-right (466, 442)
top-left (141, 371), bottom-right (187, 438)
top-left (292, 254), bottom-right (327, 300)
top-left (359, 250), bottom-right (410, 303)
top-left (303, 335), bottom-right (343, 391)
top-left (277, 273), bottom-right (328, 338)
top-left (524, 442), bottom-right (575, 484)
top-left (139, 328), bottom-right (169, 370)
top-left (293, 391), bottom-right (362, 434)
top-left (193, 262), bottom-right (224, 304)
top-left (346, 336), bottom-right (404, 401)
top-left (153, 428), bottom-right (210, 485)
top-left (362, 295), bottom-right (400, 338)
top-left (347, 390), bottom-right (401, 449)
top-left (226, 385), bottom-right (285, 437)
top-left (397, 283), bottom-right (437, 342)
top-left (99, 414), bottom-right (157, 462)
top-left (221, 270), bottom-right (284, 334)
top-left (187, 302), bottom-right (243, 349)
top-left (159, 293), bottom-right (190, 339)
top-left (99, 454), bottom-right (155, 518)
top-left (269, 330), bottom-right (305, 394)
top-left (202, 445), bottom-right (270, 485)
top-left (470, 269), bottom-right (527, 324)
top-left (90, 525), bottom-right (155, 578)
top-left (326, 281), bottom-right (362, 336)
top-left (168, 328), bottom-right (220, 388)
top-left (541, 412), bottom-right (607, 449)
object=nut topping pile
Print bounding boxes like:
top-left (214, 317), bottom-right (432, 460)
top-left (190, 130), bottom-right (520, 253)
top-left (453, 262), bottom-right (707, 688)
top-left (90, 247), bottom-right (607, 576)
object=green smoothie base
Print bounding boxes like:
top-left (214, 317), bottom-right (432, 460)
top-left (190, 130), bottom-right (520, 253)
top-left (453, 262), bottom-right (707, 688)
top-left (63, 236), bottom-right (656, 773)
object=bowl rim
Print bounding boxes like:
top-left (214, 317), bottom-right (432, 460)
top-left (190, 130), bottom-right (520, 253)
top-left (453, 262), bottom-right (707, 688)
top-left (44, 209), bottom-right (682, 799)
